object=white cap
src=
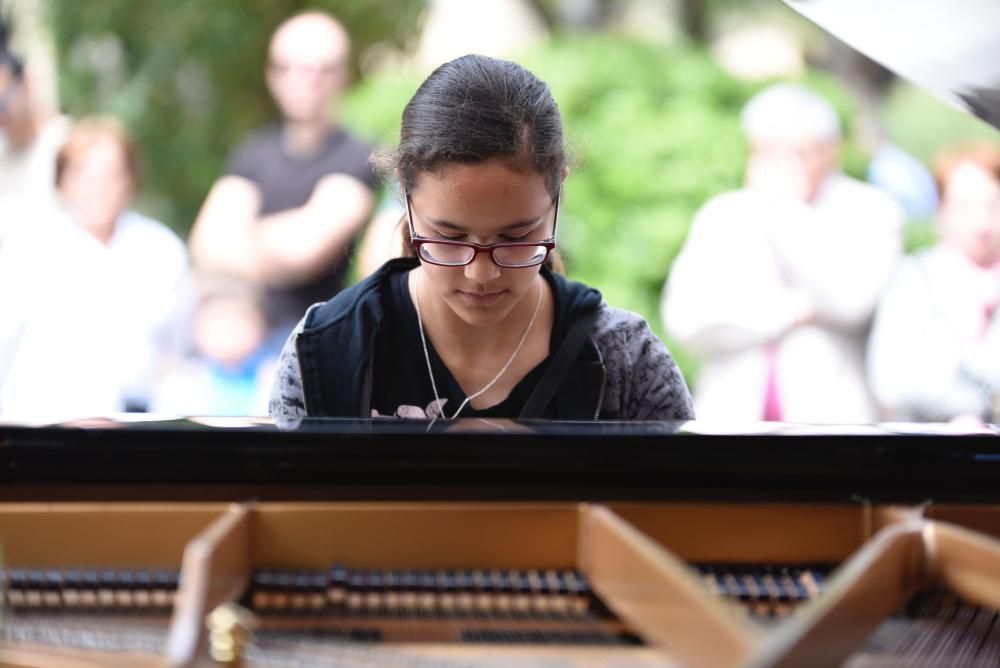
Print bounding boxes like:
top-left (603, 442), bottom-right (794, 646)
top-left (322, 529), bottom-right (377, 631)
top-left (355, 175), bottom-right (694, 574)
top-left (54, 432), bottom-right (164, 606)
top-left (740, 82), bottom-right (842, 143)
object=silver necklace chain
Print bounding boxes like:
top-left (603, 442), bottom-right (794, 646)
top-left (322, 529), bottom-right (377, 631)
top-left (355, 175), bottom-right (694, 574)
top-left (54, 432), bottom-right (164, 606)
top-left (414, 276), bottom-right (543, 421)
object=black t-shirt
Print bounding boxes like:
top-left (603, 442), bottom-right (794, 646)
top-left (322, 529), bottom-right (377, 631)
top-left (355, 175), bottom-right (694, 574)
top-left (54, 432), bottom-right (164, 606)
top-left (225, 123), bottom-right (378, 329)
top-left (370, 269), bottom-right (573, 419)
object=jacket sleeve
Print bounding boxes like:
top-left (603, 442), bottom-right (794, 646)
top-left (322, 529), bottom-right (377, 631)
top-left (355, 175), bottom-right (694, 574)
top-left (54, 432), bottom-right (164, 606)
top-left (268, 318), bottom-right (308, 425)
top-left (596, 307), bottom-right (695, 421)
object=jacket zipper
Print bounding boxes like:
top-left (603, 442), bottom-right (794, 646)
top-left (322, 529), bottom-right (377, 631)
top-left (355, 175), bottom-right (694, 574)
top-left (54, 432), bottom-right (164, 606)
top-left (590, 335), bottom-right (607, 420)
top-left (592, 363), bottom-right (607, 420)
top-left (294, 335), bottom-right (311, 416)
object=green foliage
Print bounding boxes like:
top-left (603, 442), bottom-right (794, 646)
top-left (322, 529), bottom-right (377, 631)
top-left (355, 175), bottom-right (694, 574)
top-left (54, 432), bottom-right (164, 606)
top-left (342, 72), bottom-right (421, 153)
top-left (903, 217), bottom-right (938, 255)
top-left (45, 0), bottom-right (426, 235)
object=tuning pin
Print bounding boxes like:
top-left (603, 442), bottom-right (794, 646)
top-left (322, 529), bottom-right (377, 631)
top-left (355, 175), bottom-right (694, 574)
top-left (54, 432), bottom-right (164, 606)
top-left (206, 602), bottom-right (256, 666)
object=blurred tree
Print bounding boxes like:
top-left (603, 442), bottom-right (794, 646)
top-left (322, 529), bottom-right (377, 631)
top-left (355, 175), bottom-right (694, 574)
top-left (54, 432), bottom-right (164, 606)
top-left (527, 0), bottom-right (607, 30)
top-left (678, 0), bottom-right (708, 43)
top-left (45, 0), bottom-right (426, 236)
top-left (531, 0), bottom-right (773, 44)
top-left (527, 0), bottom-right (720, 43)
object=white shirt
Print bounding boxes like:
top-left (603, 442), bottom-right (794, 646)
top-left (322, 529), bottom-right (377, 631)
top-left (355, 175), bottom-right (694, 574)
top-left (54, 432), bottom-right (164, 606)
top-left (0, 206), bottom-right (124, 421)
top-left (102, 210), bottom-right (194, 406)
top-left (868, 245), bottom-right (1000, 421)
top-left (0, 208), bottom-right (193, 421)
top-left (662, 173), bottom-right (904, 424)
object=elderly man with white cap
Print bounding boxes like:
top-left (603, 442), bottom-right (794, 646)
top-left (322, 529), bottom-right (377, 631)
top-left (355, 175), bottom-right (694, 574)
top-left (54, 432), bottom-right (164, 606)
top-left (662, 83), bottom-right (904, 425)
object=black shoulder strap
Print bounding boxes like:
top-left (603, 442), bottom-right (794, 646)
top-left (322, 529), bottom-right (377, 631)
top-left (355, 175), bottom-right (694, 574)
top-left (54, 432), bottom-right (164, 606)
top-left (519, 308), bottom-right (601, 419)
top-left (359, 348), bottom-right (375, 418)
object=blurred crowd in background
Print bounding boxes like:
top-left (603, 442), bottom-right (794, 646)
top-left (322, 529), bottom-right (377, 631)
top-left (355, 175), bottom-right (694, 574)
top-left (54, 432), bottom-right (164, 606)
top-left (0, 0), bottom-right (997, 424)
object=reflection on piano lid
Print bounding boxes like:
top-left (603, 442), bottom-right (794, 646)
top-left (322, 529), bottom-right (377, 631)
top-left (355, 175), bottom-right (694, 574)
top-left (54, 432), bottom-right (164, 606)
top-left (1, 414), bottom-right (998, 435)
top-left (0, 416), bottom-right (998, 502)
top-left (783, 0), bottom-right (1000, 128)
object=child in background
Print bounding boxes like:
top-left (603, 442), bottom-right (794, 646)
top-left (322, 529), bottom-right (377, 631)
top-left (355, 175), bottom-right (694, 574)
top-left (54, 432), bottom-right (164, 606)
top-left (153, 276), bottom-right (276, 416)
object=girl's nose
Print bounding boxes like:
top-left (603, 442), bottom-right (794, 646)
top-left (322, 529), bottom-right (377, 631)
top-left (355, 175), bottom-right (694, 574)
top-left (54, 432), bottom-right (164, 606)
top-left (464, 250), bottom-right (501, 283)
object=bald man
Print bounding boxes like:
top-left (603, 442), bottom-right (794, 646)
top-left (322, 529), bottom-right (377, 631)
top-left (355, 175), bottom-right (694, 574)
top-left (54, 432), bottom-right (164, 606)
top-left (190, 11), bottom-right (377, 342)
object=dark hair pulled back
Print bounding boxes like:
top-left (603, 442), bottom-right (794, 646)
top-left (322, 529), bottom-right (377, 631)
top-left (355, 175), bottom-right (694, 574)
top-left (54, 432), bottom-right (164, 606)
top-left (382, 54), bottom-right (566, 200)
top-left (376, 54), bottom-right (567, 271)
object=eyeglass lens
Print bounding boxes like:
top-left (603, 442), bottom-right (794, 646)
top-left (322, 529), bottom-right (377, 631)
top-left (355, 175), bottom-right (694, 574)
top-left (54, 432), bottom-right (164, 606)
top-left (417, 243), bottom-right (549, 267)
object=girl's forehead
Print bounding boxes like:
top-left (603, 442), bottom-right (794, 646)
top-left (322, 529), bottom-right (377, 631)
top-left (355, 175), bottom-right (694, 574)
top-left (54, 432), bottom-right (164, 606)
top-left (414, 160), bottom-right (549, 201)
top-left (411, 163), bottom-right (551, 231)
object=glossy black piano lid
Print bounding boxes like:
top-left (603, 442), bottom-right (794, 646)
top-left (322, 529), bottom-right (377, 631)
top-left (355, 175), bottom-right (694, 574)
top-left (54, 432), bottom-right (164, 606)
top-left (0, 417), bottom-right (997, 503)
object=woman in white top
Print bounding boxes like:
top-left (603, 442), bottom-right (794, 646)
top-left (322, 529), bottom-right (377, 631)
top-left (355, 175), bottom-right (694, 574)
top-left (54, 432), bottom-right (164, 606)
top-left (868, 144), bottom-right (1000, 423)
top-left (55, 117), bottom-right (193, 410)
top-left (0, 117), bottom-right (192, 420)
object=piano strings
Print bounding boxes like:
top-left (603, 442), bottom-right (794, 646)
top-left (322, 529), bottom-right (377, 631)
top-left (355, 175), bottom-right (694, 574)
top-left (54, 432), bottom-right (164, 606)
top-left (245, 565), bottom-right (640, 646)
top-left (846, 590), bottom-right (1000, 667)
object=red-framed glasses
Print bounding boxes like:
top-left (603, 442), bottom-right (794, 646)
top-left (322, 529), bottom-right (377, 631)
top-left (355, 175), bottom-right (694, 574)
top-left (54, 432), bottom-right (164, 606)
top-left (405, 191), bottom-right (559, 268)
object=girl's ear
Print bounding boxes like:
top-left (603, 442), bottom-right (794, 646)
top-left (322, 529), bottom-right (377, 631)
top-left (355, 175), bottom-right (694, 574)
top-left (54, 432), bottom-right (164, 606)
top-left (560, 165), bottom-right (570, 183)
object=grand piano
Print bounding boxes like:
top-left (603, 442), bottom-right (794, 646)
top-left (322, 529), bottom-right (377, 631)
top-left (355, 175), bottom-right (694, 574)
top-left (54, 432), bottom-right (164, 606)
top-left (0, 417), bottom-right (999, 667)
top-left (3, 1), bottom-right (998, 666)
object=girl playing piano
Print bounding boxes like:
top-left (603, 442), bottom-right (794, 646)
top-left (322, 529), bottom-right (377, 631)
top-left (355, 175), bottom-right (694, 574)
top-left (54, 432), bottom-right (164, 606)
top-left (269, 55), bottom-right (693, 422)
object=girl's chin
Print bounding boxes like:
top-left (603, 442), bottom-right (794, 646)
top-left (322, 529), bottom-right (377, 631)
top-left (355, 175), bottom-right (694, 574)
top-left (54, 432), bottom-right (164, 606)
top-left (447, 298), bottom-right (516, 328)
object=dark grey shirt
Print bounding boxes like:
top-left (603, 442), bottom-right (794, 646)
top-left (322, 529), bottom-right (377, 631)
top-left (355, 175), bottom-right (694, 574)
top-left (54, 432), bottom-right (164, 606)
top-left (225, 123), bottom-right (378, 329)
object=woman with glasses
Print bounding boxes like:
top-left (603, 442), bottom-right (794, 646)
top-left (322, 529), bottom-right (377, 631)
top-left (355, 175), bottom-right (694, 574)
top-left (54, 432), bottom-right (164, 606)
top-left (269, 54), bottom-right (693, 422)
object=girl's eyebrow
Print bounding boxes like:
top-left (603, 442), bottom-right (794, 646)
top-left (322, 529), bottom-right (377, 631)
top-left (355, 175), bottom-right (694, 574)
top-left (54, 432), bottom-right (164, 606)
top-left (427, 217), bottom-right (542, 233)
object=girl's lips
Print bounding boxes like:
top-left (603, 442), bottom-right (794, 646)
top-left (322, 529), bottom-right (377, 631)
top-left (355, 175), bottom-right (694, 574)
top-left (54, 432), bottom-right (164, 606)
top-left (459, 290), bottom-right (506, 306)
